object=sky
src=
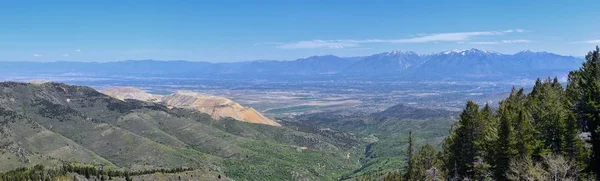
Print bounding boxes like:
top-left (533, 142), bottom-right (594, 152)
top-left (0, 0), bottom-right (598, 62)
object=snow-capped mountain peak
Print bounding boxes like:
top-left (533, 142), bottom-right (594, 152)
top-left (442, 49), bottom-right (467, 55)
top-left (439, 48), bottom-right (497, 56)
top-left (518, 50), bottom-right (534, 54)
top-left (515, 50), bottom-right (553, 55)
top-left (385, 50), bottom-right (418, 56)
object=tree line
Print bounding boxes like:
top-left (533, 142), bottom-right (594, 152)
top-left (0, 163), bottom-right (193, 181)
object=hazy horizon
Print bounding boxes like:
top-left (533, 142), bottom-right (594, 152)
top-left (0, 48), bottom-right (586, 63)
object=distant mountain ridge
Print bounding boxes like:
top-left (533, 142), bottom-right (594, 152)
top-left (0, 49), bottom-right (583, 80)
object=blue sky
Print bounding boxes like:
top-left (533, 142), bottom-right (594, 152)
top-left (0, 0), bottom-right (598, 62)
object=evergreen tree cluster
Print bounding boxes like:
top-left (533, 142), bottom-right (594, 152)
top-left (361, 47), bottom-right (600, 181)
top-left (0, 165), bottom-right (57, 181)
top-left (0, 163), bottom-right (193, 181)
top-left (440, 48), bottom-right (600, 180)
top-left (356, 133), bottom-right (445, 181)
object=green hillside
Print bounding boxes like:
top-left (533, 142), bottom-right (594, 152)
top-left (0, 82), bottom-right (363, 180)
top-left (292, 108), bottom-right (457, 179)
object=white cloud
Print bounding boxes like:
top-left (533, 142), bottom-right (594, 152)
top-left (278, 40), bottom-right (360, 49)
top-left (574, 40), bottom-right (600, 44)
top-left (503, 29), bottom-right (526, 33)
top-left (75, 49), bottom-right (81, 52)
top-left (502, 39), bottom-right (531, 43)
top-left (464, 41), bottom-right (499, 45)
top-left (33, 54), bottom-right (43, 57)
top-left (466, 39), bottom-right (531, 45)
top-left (62, 54), bottom-right (70, 57)
top-left (385, 31), bottom-right (504, 43)
top-left (271, 29), bottom-right (527, 49)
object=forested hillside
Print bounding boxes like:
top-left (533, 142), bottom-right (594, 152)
top-left (293, 108), bottom-right (457, 179)
top-left (360, 47), bottom-right (600, 181)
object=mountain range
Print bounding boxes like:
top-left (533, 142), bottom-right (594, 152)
top-left (0, 49), bottom-right (583, 80)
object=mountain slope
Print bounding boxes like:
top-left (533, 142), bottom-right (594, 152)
top-left (162, 91), bottom-right (281, 126)
top-left (101, 87), bottom-right (281, 126)
top-left (414, 49), bottom-right (508, 78)
top-left (413, 49), bottom-right (582, 78)
top-left (345, 51), bottom-right (423, 74)
top-left (101, 87), bottom-right (163, 102)
top-left (0, 82), bottom-right (363, 180)
top-left (0, 82), bottom-right (219, 171)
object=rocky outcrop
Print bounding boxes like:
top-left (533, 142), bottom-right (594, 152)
top-left (101, 87), bottom-right (163, 102)
top-left (161, 91), bottom-right (281, 126)
top-left (101, 87), bottom-right (280, 126)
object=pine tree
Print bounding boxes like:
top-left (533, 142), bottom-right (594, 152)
top-left (84, 169), bottom-right (90, 179)
top-left (531, 78), bottom-right (543, 97)
top-left (552, 77), bottom-right (562, 88)
top-left (441, 128), bottom-right (456, 179)
top-left (473, 103), bottom-right (496, 179)
top-left (494, 89), bottom-right (524, 180)
top-left (566, 70), bottom-right (583, 107)
top-left (509, 109), bottom-right (539, 179)
top-left (527, 77), bottom-right (568, 155)
top-left (412, 144), bottom-right (440, 181)
top-left (565, 113), bottom-right (589, 169)
top-left (444, 101), bottom-right (480, 179)
top-left (568, 46), bottom-right (600, 177)
top-left (384, 171), bottom-right (402, 181)
top-left (479, 103), bottom-right (498, 165)
top-left (404, 131), bottom-right (415, 180)
top-left (495, 110), bottom-right (517, 180)
top-left (515, 110), bottom-right (534, 158)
